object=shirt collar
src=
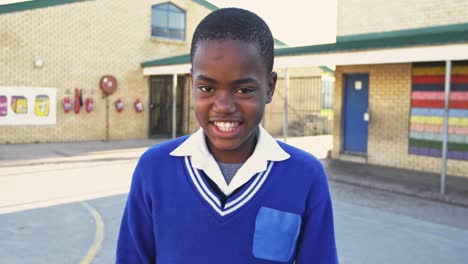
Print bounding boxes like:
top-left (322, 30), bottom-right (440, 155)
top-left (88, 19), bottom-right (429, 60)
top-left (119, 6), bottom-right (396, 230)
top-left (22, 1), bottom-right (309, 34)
top-left (170, 125), bottom-right (290, 195)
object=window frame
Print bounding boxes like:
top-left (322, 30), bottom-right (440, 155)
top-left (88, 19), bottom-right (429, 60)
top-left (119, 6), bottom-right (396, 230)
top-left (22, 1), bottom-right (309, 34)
top-left (151, 2), bottom-right (186, 41)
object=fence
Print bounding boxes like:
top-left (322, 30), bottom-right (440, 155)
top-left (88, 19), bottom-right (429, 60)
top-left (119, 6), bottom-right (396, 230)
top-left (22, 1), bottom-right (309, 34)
top-left (264, 76), bottom-right (334, 137)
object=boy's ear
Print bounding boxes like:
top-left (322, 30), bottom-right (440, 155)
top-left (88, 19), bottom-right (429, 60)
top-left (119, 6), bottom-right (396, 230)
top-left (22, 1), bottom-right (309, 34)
top-left (266, 71), bottom-right (277, 104)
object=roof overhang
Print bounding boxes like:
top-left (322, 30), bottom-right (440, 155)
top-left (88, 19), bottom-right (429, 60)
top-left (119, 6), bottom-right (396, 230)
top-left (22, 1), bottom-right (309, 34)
top-left (275, 43), bottom-right (468, 68)
top-left (143, 63), bottom-right (191, 76)
top-left (142, 43), bottom-right (468, 76)
top-left (142, 22), bottom-right (468, 75)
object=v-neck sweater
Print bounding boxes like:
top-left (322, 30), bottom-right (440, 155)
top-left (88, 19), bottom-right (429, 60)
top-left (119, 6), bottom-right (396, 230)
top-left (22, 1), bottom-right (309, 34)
top-left (117, 136), bottom-right (338, 264)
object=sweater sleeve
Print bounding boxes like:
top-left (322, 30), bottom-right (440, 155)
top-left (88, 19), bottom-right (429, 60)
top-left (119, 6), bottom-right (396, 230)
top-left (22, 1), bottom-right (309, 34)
top-left (294, 162), bottom-right (339, 264)
top-left (116, 157), bottom-right (156, 263)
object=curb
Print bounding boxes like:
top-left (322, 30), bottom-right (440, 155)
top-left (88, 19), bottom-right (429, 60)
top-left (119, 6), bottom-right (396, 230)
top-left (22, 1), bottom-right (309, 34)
top-left (2, 154), bottom-right (467, 208)
top-left (0, 156), bottom-right (139, 168)
top-left (328, 174), bottom-right (468, 208)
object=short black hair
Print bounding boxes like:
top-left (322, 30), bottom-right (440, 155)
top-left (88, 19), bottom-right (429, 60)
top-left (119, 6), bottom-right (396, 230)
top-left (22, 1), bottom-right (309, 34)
top-left (190, 8), bottom-right (274, 73)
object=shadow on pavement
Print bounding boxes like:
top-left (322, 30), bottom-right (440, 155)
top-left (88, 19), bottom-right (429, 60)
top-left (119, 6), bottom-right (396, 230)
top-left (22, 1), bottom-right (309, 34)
top-left (324, 159), bottom-right (468, 207)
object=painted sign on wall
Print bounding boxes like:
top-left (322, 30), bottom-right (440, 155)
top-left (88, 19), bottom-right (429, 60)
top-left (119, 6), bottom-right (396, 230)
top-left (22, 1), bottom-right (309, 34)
top-left (409, 62), bottom-right (468, 161)
top-left (0, 87), bottom-right (56, 126)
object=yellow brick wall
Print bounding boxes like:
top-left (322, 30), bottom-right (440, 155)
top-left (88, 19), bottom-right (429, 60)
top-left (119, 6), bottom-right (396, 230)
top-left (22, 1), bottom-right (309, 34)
top-left (0, 0), bottom-right (211, 143)
top-left (337, 0), bottom-right (468, 36)
top-left (333, 64), bottom-right (468, 178)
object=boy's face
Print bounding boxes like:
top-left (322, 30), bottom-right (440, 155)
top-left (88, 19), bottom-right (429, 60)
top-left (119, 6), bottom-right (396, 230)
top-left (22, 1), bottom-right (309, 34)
top-left (191, 39), bottom-right (277, 163)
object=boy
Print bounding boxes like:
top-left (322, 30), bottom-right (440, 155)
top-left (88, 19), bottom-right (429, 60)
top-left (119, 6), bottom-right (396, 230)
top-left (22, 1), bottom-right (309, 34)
top-left (117, 8), bottom-right (338, 263)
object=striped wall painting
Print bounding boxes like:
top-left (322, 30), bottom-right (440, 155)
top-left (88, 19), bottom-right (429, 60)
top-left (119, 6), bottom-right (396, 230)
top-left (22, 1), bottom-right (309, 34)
top-left (409, 61), bottom-right (468, 160)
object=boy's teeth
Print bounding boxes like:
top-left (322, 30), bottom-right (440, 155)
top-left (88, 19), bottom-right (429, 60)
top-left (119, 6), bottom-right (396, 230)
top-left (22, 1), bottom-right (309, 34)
top-left (213, 121), bottom-right (238, 132)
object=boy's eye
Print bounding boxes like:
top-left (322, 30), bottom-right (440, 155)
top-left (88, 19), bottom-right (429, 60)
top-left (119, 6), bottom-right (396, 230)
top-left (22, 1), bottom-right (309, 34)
top-left (198, 86), bottom-right (214, 93)
top-left (235, 87), bottom-right (254, 94)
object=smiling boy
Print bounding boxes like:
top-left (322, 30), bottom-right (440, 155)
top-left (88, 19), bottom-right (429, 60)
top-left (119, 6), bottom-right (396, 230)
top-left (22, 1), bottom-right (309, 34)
top-left (117, 8), bottom-right (338, 264)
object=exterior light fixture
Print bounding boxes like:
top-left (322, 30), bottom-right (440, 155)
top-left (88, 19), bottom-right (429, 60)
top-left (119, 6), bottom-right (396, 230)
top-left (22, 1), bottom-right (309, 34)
top-left (34, 58), bottom-right (44, 68)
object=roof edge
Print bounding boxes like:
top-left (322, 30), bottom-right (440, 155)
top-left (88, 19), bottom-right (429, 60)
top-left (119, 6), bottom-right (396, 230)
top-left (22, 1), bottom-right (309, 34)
top-left (141, 54), bottom-right (191, 67)
top-left (274, 39), bottom-right (288, 47)
top-left (337, 22), bottom-right (468, 43)
top-left (192, 0), bottom-right (218, 11)
top-left (0, 0), bottom-right (89, 15)
top-left (141, 52), bottom-right (334, 75)
top-left (319, 66), bottom-right (334, 75)
top-left (274, 28), bottom-right (468, 57)
top-left (143, 27), bottom-right (468, 68)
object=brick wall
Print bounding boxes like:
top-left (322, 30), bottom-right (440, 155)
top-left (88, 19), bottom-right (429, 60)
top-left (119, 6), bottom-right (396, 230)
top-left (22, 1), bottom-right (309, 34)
top-left (334, 64), bottom-right (468, 178)
top-left (0, 0), bottom-right (210, 143)
top-left (338, 0), bottom-right (468, 36)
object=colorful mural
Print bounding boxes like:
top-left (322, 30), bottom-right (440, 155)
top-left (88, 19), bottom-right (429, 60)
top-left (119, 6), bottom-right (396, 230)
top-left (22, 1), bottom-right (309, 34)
top-left (0, 87), bottom-right (56, 126)
top-left (0, 95), bottom-right (7, 116)
top-left (409, 62), bottom-right (468, 160)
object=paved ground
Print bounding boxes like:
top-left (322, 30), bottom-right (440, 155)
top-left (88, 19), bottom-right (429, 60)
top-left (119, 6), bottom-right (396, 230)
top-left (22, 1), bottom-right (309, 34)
top-left (333, 193), bottom-right (468, 264)
top-left (1, 135), bottom-right (467, 207)
top-left (1, 160), bottom-right (467, 263)
top-left (1, 136), bottom-right (468, 263)
top-left (0, 138), bottom-right (164, 167)
top-left (0, 136), bottom-right (332, 166)
top-left (0, 160), bottom-right (137, 214)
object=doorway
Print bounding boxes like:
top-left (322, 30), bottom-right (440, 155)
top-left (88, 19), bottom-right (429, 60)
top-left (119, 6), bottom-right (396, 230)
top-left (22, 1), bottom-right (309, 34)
top-left (149, 75), bottom-right (185, 138)
top-left (343, 74), bottom-right (369, 154)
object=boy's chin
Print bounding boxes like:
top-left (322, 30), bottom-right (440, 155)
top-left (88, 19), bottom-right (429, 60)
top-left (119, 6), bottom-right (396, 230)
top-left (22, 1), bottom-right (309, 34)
top-left (208, 138), bottom-right (243, 152)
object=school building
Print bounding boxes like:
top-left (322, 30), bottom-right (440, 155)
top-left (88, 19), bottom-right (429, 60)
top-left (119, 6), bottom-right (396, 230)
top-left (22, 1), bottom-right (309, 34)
top-left (138, 0), bottom-right (468, 178)
top-left (0, 0), bottom-right (333, 144)
top-left (2, 0), bottom-right (467, 179)
top-left (330, 0), bottom-right (468, 178)
top-left (272, 0), bottom-right (468, 178)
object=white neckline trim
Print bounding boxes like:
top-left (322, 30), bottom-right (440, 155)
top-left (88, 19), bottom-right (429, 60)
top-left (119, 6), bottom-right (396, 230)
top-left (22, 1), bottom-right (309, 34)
top-left (171, 126), bottom-right (289, 195)
top-left (184, 156), bottom-right (274, 217)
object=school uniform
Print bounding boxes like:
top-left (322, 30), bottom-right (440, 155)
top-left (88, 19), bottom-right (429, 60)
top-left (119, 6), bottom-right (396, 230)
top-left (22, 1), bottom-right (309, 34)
top-left (116, 126), bottom-right (338, 263)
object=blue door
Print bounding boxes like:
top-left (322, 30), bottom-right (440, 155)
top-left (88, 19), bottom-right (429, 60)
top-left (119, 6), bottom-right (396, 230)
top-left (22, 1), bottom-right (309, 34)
top-left (343, 74), bottom-right (369, 154)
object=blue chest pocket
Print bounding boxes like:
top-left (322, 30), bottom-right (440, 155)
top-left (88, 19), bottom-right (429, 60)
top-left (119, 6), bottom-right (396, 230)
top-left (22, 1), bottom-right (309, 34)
top-left (253, 207), bottom-right (301, 262)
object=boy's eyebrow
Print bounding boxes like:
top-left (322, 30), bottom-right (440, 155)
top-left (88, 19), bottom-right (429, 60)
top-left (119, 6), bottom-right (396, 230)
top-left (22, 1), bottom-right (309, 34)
top-left (196, 75), bottom-right (218, 83)
top-left (196, 75), bottom-right (259, 85)
top-left (231, 78), bottom-right (259, 85)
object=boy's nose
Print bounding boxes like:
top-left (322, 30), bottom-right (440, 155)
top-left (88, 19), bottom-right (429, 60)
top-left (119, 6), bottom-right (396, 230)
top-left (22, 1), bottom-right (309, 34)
top-left (214, 92), bottom-right (236, 113)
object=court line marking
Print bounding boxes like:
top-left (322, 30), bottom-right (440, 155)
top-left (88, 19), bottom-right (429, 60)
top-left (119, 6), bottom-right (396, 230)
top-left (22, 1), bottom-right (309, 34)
top-left (79, 201), bottom-right (105, 264)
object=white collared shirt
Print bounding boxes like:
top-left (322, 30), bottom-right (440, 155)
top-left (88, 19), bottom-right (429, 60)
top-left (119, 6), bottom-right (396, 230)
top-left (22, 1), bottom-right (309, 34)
top-left (170, 125), bottom-right (290, 195)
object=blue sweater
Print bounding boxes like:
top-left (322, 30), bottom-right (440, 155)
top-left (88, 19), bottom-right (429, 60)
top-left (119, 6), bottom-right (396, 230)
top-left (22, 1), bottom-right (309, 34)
top-left (117, 136), bottom-right (338, 263)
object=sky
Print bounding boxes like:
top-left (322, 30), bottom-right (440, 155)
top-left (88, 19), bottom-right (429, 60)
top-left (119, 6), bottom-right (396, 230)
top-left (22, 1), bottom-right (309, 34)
top-left (209, 0), bottom-right (337, 46)
top-left (0, 0), bottom-right (337, 47)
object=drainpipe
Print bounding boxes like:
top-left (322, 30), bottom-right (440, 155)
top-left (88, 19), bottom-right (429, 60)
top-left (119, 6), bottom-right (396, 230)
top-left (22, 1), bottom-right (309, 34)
top-left (172, 74), bottom-right (177, 139)
top-left (441, 60), bottom-right (451, 194)
top-left (283, 68), bottom-right (289, 142)
top-left (105, 96), bottom-right (109, 141)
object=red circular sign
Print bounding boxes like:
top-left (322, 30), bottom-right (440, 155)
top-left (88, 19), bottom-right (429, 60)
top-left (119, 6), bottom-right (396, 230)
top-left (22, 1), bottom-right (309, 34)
top-left (100, 75), bottom-right (118, 95)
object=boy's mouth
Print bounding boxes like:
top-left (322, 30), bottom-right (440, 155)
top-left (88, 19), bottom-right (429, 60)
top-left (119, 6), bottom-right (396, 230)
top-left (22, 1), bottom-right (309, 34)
top-left (211, 121), bottom-right (241, 133)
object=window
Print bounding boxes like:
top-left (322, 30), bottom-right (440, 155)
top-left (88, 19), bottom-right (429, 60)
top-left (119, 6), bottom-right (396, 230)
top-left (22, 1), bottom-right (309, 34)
top-left (151, 3), bottom-right (186, 41)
